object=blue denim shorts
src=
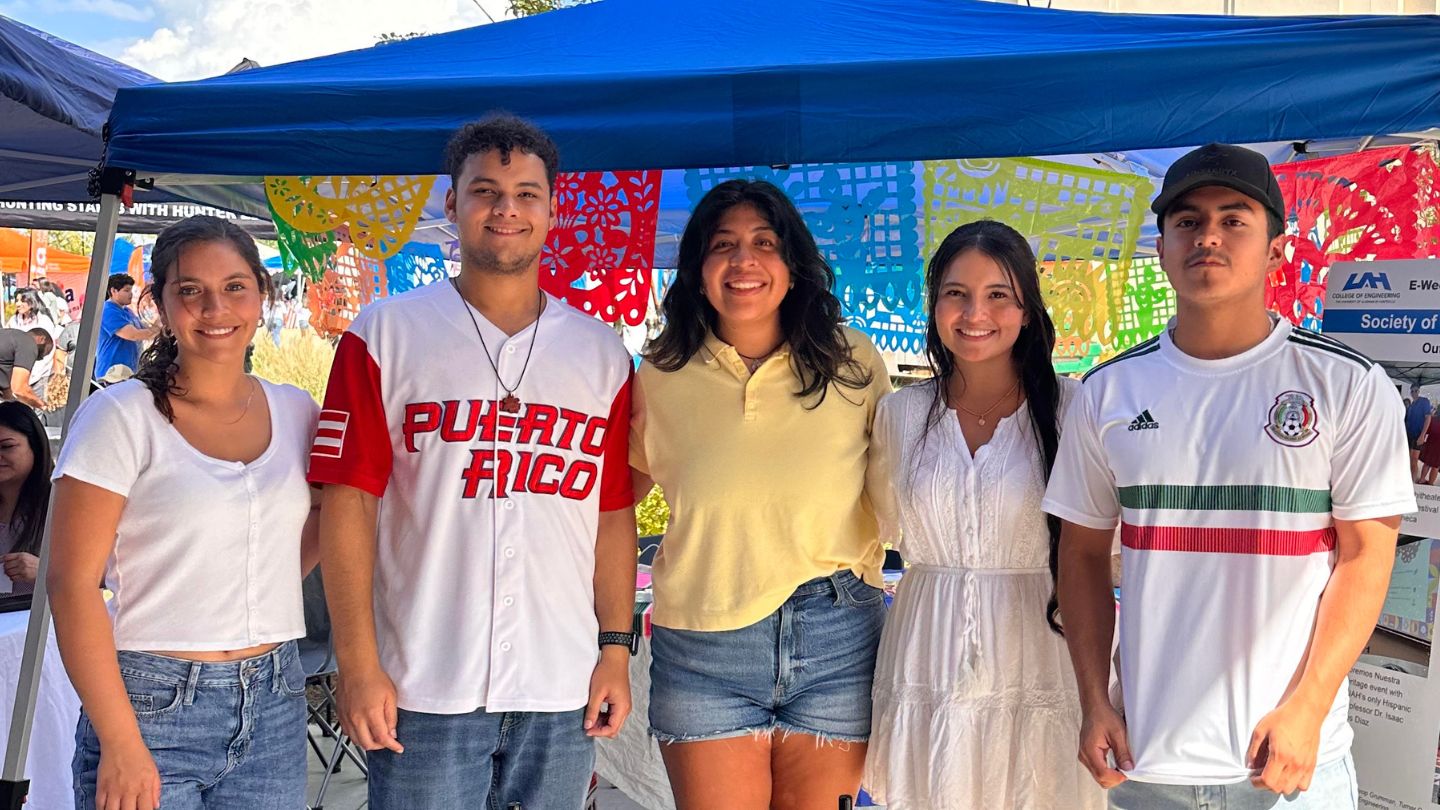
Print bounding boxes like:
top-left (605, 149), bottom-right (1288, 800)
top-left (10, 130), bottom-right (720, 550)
top-left (649, 570), bottom-right (886, 744)
top-left (73, 641), bottom-right (308, 810)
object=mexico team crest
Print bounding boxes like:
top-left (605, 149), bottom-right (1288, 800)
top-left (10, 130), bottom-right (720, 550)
top-left (1264, 391), bottom-right (1319, 447)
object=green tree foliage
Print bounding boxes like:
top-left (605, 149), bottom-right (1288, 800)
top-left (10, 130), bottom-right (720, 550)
top-left (46, 231), bottom-right (95, 257)
top-left (508, 0), bottom-right (595, 17)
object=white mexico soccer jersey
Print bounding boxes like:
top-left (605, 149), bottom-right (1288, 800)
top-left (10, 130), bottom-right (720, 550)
top-left (1042, 317), bottom-right (1414, 785)
top-left (308, 281), bottom-right (633, 714)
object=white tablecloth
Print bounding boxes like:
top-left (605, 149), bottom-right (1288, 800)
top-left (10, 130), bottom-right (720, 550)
top-left (0, 610), bottom-right (81, 810)
top-left (595, 637), bottom-right (674, 810)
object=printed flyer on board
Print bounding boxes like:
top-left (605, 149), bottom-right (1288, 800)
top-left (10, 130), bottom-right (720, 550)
top-left (1326, 259), bottom-right (1440, 808)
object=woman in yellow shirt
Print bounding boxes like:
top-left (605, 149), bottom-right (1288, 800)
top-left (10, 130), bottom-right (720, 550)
top-left (630, 179), bottom-right (892, 808)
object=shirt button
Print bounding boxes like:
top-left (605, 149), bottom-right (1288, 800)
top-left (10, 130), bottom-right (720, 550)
top-left (507, 345), bottom-right (516, 354)
top-left (500, 642), bottom-right (512, 652)
top-left (504, 501), bottom-right (515, 510)
top-left (503, 596), bottom-right (514, 606)
top-left (505, 548), bottom-right (516, 559)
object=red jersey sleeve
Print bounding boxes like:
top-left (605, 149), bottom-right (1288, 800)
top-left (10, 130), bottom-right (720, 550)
top-left (598, 369), bottom-right (635, 512)
top-left (307, 331), bottom-right (393, 497)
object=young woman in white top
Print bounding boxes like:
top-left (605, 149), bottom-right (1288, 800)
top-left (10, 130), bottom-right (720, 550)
top-left (865, 220), bottom-right (1103, 810)
top-left (49, 215), bottom-right (321, 810)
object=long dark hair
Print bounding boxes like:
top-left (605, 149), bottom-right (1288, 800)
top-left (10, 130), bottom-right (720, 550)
top-left (646, 179), bottom-right (871, 405)
top-left (135, 215), bottom-right (272, 422)
top-left (920, 220), bottom-right (1064, 633)
top-left (0, 402), bottom-right (52, 556)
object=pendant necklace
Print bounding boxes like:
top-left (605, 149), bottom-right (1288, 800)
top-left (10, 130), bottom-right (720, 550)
top-left (453, 279), bottom-right (542, 414)
top-left (954, 380), bottom-right (1020, 427)
top-left (736, 341), bottom-right (784, 375)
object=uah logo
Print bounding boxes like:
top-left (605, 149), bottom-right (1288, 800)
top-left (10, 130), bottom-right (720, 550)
top-left (1342, 271), bottom-right (1391, 291)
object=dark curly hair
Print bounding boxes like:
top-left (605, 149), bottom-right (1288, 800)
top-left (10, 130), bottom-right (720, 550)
top-left (135, 215), bottom-right (273, 422)
top-left (444, 113), bottom-right (560, 193)
top-left (919, 220), bottom-right (1064, 633)
top-left (646, 179), bottom-right (871, 407)
top-left (106, 273), bottom-right (135, 297)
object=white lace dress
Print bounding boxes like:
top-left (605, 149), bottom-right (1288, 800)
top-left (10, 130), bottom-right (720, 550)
top-left (865, 379), bottom-right (1102, 810)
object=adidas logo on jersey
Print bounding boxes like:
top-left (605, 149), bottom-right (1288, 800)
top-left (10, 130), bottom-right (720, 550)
top-left (1128, 410), bottom-right (1160, 431)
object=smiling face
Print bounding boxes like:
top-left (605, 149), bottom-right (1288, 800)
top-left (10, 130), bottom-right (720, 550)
top-left (445, 148), bottom-right (555, 277)
top-left (699, 203), bottom-right (791, 338)
top-left (1156, 185), bottom-right (1284, 310)
top-left (932, 248), bottom-right (1027, 367)
top-left (159, 240), bottom-right (264, 369)
top-left (0, 425), bottom-right (34, 490)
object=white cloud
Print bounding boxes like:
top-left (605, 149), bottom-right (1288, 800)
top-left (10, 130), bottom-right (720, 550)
top-left (114, 0), bottom-right (511, 81)
top-left (59, 0), bottom-right (154, 22)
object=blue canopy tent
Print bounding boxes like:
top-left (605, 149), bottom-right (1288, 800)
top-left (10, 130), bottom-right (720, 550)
top-left (101, 0), bottom-right (1440, 175)
top-left (7, 0), bottom-right (1440, 802)
top-left (0, 15), bottom-right (272, 233)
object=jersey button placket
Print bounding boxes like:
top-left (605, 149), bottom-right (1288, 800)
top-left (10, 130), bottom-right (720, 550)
top-left (243, 470), bottom-right (260, 641)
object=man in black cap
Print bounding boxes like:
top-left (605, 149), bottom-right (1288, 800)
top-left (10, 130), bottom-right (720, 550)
top-left (1044, 144), bottom-right (1413, 808)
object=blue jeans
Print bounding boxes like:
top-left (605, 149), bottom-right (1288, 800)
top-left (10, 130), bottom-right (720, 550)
top-left (367, 707), bottom-right (594, 809)
top-left (1108, 754), bottom-right (1358, 809)
top-left (73, 641), bottom-right (308, 810)
top-left (649, 570), bottom-right (887, 743)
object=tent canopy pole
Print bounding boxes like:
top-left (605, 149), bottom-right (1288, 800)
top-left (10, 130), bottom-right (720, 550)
top-left (0, 168), bottom-right (129, 810)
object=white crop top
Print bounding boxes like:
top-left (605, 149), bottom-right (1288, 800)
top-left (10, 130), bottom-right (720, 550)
top-left (54, 378), bottom-right (319, 651)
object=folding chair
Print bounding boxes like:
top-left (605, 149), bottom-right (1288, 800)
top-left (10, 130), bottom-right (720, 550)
top-left (301, 570), bottom-right (368, 810)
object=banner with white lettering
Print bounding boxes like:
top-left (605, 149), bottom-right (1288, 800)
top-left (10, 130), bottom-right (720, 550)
top-left (1324, 259), bottom-right (1440, 363)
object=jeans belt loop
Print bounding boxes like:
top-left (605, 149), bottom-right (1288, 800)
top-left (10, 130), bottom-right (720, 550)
top-left (182, 661), bottom-right (202, 707)
top-left (270, 644), bottom-right (287, 694)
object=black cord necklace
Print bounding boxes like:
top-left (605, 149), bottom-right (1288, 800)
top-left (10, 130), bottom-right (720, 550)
top-left (452, 278), bottom-right (543, 413)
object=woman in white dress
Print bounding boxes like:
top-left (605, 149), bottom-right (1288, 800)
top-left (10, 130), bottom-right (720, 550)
top-left (866, 220), bottom-right (1103, 810)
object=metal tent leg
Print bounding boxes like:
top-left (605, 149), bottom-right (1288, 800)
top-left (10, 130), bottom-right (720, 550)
top-left (0, 184), bottom-right (124, 809)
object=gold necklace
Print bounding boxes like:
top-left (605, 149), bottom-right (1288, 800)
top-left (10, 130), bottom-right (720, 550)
top-left (954, 381), bottom-right (1019, 427)
top-left (182, 376), bottom-right (257, 426)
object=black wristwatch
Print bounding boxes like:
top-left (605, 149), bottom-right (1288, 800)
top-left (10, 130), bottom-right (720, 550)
top-left (598, 631), bottom-right (638, 656)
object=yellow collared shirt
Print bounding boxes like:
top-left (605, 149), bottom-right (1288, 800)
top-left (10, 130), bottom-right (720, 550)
top-left (631, 327), bottom-right (892, 631)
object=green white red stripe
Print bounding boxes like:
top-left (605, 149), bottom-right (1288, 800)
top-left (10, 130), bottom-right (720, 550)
top-left (1119, 484), bottom-right (1334, 555)
top-left (1120, 524), bottom-right (1337, 555)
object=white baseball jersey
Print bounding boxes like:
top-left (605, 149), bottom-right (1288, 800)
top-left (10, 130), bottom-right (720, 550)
top-left (1042, 317), bottom-right (1414, 785)
top-left (308, 281), bottom-right (633, 714)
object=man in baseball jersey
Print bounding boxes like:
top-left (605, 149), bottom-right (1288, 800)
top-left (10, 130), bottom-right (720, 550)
top-left (310, 115), bottom-right (638, 808)
top-left (1045, 143), bottom-right (1414, 808)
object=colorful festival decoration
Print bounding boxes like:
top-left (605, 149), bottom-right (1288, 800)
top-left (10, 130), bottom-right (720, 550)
top-left (544, 170), bottom-right (662, 326)
top-left (1269, 144), bottom-right (1440, 330)
top-left (923, 158), bottom-right (1153, 366)
top-left (267, 171), bottom-right (660, 337)
top-left (684, 157), bottom-right (1153, 366)
top-left (685, 162), bottom-right (928, 355)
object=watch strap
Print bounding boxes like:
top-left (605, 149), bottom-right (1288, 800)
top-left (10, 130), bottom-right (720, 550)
top-left (598, 630), bottom-right (638, 656)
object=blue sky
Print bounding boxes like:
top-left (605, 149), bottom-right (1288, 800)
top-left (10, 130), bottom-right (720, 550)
top-left (3, 0), bottom-right (157, 67)
top-left (1, 0), bottom-right (509, 81)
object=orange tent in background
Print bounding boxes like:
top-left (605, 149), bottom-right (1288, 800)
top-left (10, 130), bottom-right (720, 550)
top-left (0, 227), bottom-right (92, 277)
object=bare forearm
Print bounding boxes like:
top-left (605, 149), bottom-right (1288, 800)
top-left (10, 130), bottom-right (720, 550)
top-left (50, 579), bottom-right (141, 746)
top-left (1059, 536), bottom-right (1119, 712)
top-left (1291, 522), bottom-right (1398, 712)
top-left (319, 485), bottom-right (382, 672)
top-left (594, 508), bottom-right (638, 634)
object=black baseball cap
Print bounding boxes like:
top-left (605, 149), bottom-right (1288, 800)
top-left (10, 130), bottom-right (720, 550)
top-left (1150, 143), bottom-right (1286, 225)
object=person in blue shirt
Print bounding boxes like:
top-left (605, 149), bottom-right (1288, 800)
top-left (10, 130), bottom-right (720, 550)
top-left (95, 274), bottom-right (158, 379)
top-left (1406, 382), bottom-right (1432, 482)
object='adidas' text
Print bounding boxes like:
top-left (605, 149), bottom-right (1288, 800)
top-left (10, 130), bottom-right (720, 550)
top-left (1128, 410), bottom-right (1160, 431)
